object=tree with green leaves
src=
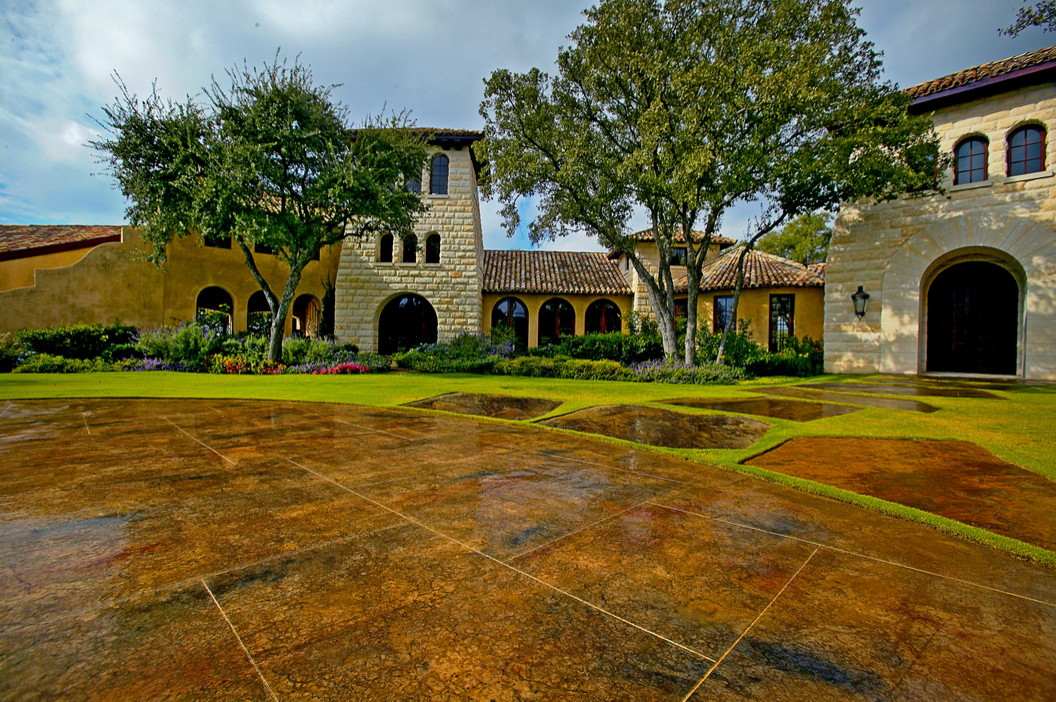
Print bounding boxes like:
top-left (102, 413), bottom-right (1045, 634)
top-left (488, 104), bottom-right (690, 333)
top-left (756, 212), bottom-right (833, 266)
top-left (1001, 1), bottom-right (1055, 35)
top-left (480, 0), bottom-right (940, 364)
top-left (93, 55), bottom-right (429, 362)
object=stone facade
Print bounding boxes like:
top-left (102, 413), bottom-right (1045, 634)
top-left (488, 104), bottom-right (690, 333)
top-left (825, 57), bottom-right (1056, 379)
top-left (333, 141), bottom-right (484, 351)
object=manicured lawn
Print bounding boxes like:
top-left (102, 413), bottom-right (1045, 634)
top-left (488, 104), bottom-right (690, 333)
top-left (2, 371), bottom-right (1054, 567)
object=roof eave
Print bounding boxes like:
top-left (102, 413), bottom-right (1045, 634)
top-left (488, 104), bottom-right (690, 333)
top-left (909, 61), bottom-right (1056, 113)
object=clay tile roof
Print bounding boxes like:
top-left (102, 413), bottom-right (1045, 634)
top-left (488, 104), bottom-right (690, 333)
top-left (906, 46), bottom-right (1056, 101)
top-left (626, 228), bottom-right (738, 248)
top-left (674, 248), bottom-right (825, 293)
top-left (808, 262), bottom-right (826, 278)
top-left (483, 250), bottom-right (632, 296)
top-left (0, 225), bottom-right (122, 261)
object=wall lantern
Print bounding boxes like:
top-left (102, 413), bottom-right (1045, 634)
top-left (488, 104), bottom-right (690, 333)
top-left (851, 285), bottom-right (870, 319)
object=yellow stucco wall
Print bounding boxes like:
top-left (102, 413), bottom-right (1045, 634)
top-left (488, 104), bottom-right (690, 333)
top-left (0, 246), bottom-right (98, 291)
top-left (482, 292), bottom-right (633, 347)
top-left (697, 286), bottom-right (825, 347)
top-left (0, 227), bottom-right (341, 335)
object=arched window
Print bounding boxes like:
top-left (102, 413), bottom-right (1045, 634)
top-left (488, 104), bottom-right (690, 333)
top-left (954, 137), bottom-right (988, 185)
top-left (430, 154), bottom-right (449, 195)
top-left (195, 286), bottom-right (234, 333)
top-left (585, 299), bottom-right (622, 334)
top-left (402, 234), bottom-right (417, 263)
top-left (379, 234), bottom-right (393, 263)
top-left (425, 234), bottom-right (441, 264)
top-left (1007, 125), bottom-right (1046, 176)
top-left (247, 290), bottom-right (272, 336)
top-left (491, 297), bottom-right (529, 350)
top-left (539, 298), bottom-right (575, 346)
top-left (378, 294), bottom-right (438, 354)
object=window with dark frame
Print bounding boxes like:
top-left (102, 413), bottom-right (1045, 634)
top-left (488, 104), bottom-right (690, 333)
top-left (769, 294), bottom-right (795, 352)
top-left (669, 246), bottom-right (688, 266)
top-left (203, 233), bottom-right (231, 249)
top-left (1007, 126), bottom-right (1046, 176)
top-left (425, 234), bottom-right (441, 264)
top-left (713, 295), bottom-right (734, 333)
top-left (954, 137), bottom-right (988, 185)
top-left (430, 154), bottom-right (449, 195)
top-left (379, 234), bottom-right (393, 263)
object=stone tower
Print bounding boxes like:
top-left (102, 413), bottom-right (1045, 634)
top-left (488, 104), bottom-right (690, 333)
top-left (333, 130), bottom-right (485, 353)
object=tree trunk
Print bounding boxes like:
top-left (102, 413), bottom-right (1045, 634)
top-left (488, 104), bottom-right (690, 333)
top-left (267, 262), bottom-right (305, 363)
top-left (715, 246), bottom-right (750, 364)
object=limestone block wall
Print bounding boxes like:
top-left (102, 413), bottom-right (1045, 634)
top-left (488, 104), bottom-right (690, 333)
top-left (825, 82), bottom-right (1056, 378)
top-left (334, 146), bottom-right (484, 350)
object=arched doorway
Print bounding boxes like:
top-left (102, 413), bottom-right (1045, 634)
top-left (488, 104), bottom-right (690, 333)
top-left (926, 261), bottom-right (1019, 374)
top-left (247, 290), bottom-right (272, 336)
top-left (491, 297), bottom-right (528, 350)
top-left (378, 294), bottom-right (438, 354)
top-left (292, 294), bottom-right (321, 338)
top-left (196, 286), bottom-right (233, 333)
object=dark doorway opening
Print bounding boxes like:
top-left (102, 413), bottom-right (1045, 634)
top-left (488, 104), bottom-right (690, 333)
top-left (378, 294), bottom-right (438, 354)
top-left (927, 261), bottom-right (1018, 374)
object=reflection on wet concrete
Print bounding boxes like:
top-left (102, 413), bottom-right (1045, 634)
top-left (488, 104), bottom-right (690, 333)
top-left (2, 399), bottom-right (1054, 699)
top-left (800, 382), bottom-right (999, 399)
top-left (752, 386), bottom-right (940, 412)
top-left (403, 392), bottom-right (561, 419)
top-left (658, 397), bottom-right (860, 422)
top-left (542, 404), bottom-right (770, 448)
top-left (746, 437), bottom-right (1056, 550)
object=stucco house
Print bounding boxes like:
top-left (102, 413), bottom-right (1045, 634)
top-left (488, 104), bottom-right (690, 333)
top-left (824, 46), bottom-right (1055, 380)
top-left (1, 129), bottom-right (823, 353)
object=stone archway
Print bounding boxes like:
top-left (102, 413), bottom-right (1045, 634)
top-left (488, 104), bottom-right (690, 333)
top-left (378, 294), bottom-right (437, 354)
top-left (925, 261), bottom-right (1019, 374)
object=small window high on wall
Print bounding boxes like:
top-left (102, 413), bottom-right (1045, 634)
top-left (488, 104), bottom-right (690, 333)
top-left (954, 137), bottom-right (988, 184)
top-left (1008, 126), bottom-right (1046, 176)
top-left (430, 154), bottom-right (449, 195)
top-left (379, 234), bottom-right (393, 263)
top-left (425, 234), bottom-right (441, 264)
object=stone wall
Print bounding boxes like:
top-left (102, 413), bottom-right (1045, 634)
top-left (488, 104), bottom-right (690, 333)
top-left (334, 145), bottom-right (484, 351)
top-left (825, 82), bottom-right (1056, 379)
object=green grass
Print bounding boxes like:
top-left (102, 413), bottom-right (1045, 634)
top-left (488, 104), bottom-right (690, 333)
top-left (2, 370), bottom-right (1055, 568)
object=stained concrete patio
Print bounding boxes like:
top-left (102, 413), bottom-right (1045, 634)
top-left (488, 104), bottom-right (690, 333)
top-left (1, 399), bottom-right (1054, 700)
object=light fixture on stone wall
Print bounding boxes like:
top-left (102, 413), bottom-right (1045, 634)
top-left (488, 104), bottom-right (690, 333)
top-left (851, 286), bottom-right (870, 319)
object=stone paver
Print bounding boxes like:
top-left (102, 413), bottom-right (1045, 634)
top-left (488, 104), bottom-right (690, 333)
top-left (657, 397), bottom-right (860, 422)
top-left (1, 398), bottom-right (1053, 700)
top-left (403, 392), bottom-right (562, 419)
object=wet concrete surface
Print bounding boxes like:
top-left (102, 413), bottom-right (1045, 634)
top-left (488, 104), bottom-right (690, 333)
top-left (799, 381), bottom-right (1000, 399)
top-left (746, 437), bottom-right (1056, 551)
top-left (658, 397), bottom-right (861, 422)
top-left (2, 399), bottom-right (1054, 699)
top-left (541, 404), bottom-right (771, 448)
top-left (403, 392), bottom-right (561, 419)
top-left (752, 386), bottom-right (941, 412)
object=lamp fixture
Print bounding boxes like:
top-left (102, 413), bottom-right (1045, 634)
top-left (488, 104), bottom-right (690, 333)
top-left (851, 285), bottom-right (870, 319)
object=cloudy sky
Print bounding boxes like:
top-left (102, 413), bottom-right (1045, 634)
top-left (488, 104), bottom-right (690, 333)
top-left (0, 0), bottom-right (1051, 251)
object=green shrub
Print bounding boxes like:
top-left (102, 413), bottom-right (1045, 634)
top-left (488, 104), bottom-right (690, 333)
top-left (135, 323), bottom-right (231, 372)
top-left (0, 333), bottom-right (26, 373)
top-left (695, 321), bottom-right (761, 366)
top-left (494, 356), bottom-right (634, 381)
top-left (530, 332), bottom-right (662, 365)
top-left (630, 359), bottom-right (749, 384)
top-left (745, 336), bottom-right (824, 377)
top-left (392, 333), bottom-right (510, 373)
top-left (13, 354), bottom-right (111, 373)
top-left (15, 322), bottom-right (138, 360)
top-left (281, 337), bottom-right (359, 366)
